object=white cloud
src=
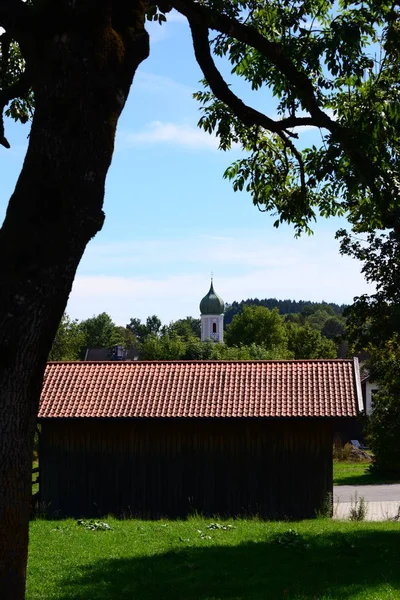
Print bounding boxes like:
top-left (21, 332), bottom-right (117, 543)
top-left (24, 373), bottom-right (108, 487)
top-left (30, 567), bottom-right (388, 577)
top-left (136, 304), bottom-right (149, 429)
top-left (120, 121), bottom-right (221, 151)
top-left (67, 230), bottom-right (374, 325)
top-left (133, 71), bottom-right (192, 96)
top-left (79, 234), bottom-right (302, 272)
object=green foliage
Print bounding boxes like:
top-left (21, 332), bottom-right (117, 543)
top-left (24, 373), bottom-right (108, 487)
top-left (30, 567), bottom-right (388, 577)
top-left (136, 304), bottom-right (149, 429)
top-left (368, 390), bottom-right (400, 476)
top-left (77, 520), bottom-right (111, 531)
top-left (0, 40), bottom-right (34, 127)
top-left (145, 5), bottom-right (168, 25)
top-left (211, 342), bottom-right (292, 360)
top-left (141, 334), bottom-right (186, 360)
top-left (224, 298), bottom-right (346, 328)
top-left (222, 304), bottom-right (338, 359)
top-left (274, 528), bottom-right (310, 550)
top-left (49, 312), bottom-right (138, 361)
top-left (340, 230), bottom-right (400, 477)
top-left (114, 326), bottom-right (137, 350)
top-left (140, 333), bottom-right (293, 361)
top-left (126, 315), bottom-right (163, 345)
top-left (78, 312), bottom-right (129, 358)
top-left (48, 314), bottom-right (86, 361)
top-left (317, 493), bottom-right (333, 519)
top-left (49, 301), bottom-right (342, 363)
top-left (206, 522), bottom-right (234, 531)
top-left (338, 227), bottom-right (400, 477)
top-left (321, 316), bottom-right (346, 340)
top-left (194, 1), bottom-right (400, 235)
top-left (225, 305), bottom-right (288, 349)
top-left (80, 313), bottom-right (120, 349)
top-left (183, 337), bottom-right (215, 360)
top-left (349, 493), bottom-right (368, 522)
top-left (337, 226), bottom-right (400, 478)
top-left (301, 303), bottom-right (335, 318)
top-left (333, 441), bottom-right (353, 462)
top-left (361, 340), bottom-right (400, 476)
top-left (339, 229), bottom-right (400, 350)
top-left (306, 309), bottom-right (334, 331)
top-left (165, 317), bottom-right (201, 341)
top-left (286, 322), bottom-right (337, 359)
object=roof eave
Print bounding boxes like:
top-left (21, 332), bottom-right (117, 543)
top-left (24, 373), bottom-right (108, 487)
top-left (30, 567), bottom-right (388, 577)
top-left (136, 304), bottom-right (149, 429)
top-left (353, 357), bottom-right (364, 413)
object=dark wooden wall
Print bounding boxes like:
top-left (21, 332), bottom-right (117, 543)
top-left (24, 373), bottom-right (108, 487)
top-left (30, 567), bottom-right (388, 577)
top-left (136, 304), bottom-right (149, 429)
top-left (39, 419), bottom-right (333, 519)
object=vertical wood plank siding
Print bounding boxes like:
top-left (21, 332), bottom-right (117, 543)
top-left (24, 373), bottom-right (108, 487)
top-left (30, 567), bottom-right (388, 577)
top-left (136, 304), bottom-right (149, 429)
top-left (40, 419), bottom-right (333, 519)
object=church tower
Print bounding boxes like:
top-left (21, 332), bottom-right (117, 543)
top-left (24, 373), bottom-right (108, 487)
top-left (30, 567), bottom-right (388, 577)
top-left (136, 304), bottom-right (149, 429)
top-left (199, 279), bottom-right (224, 342)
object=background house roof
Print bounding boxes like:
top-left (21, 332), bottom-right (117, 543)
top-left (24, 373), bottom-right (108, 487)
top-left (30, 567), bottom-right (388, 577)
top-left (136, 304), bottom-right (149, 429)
top-left (84, 347), bottom-right (140, 361)
top-left (38, 359), bottom-right (362, 419)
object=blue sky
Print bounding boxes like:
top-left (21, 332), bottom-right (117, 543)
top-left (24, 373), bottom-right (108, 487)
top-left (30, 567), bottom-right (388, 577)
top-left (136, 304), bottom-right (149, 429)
top-left (0, 13), bottom-right (373, 326)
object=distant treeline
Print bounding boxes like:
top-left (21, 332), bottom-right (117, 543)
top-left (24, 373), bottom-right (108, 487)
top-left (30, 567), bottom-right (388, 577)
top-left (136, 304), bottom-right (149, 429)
top-left (224, 298), bottom-right (347, 327)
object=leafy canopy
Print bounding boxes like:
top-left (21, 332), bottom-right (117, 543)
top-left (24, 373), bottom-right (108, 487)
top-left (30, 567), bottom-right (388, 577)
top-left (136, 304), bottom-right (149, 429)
top-left (225, 305), bottom-right (288, 348)
top-left (186, 0), bottom-right (400, 234)
top-left (339, 229), bottom-right (400, 351)
top-left (3, 0), bottom-right (400, 236)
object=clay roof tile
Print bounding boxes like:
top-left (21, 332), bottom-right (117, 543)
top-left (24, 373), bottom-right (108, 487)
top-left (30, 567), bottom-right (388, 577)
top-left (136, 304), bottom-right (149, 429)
top-left (38, 359), bottom-right (361, 420)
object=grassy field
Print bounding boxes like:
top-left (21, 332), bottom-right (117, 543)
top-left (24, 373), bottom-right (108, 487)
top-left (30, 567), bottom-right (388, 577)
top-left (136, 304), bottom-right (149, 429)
top-left (333, 460), bottom-right (400, 486)
top-left (27, 517), bottom-right (400, 600)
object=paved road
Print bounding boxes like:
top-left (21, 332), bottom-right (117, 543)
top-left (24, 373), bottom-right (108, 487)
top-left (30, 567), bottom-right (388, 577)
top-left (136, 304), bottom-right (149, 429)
top-left (334, 484), bottom-right (400, 502)
top-left (333, 484), bottom-right (400, 520)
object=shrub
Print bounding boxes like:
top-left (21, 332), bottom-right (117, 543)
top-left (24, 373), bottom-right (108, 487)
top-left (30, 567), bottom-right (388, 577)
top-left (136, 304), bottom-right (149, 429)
top-left (367, 390), bottom-right (400, 476)
top-left (316, 492), bottom-right (333, 519)
top-left (333, 442), bottom-right (353, 461)
top-left (349, 492), bottom-right (368, 521)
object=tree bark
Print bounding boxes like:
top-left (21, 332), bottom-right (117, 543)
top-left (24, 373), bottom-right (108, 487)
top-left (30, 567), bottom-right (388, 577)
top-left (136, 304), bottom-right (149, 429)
top-left (0, 3), bottom-right (149, 597)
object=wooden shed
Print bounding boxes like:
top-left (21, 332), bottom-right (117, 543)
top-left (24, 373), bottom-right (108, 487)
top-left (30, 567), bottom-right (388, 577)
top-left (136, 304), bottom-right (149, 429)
top-left (38, 359), bottom-right (363, 519)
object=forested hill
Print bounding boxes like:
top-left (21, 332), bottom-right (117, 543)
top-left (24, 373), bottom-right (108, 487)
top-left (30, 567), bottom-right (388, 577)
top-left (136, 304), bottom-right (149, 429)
top-left (224, 298), bottom-right (348, 327)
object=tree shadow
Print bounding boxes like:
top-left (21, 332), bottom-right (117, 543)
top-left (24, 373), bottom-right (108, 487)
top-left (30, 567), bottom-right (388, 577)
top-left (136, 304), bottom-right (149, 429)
top-left (335, 473), bottom-right (400, 485)
top-left (54, 529), bottom-right (400, 600)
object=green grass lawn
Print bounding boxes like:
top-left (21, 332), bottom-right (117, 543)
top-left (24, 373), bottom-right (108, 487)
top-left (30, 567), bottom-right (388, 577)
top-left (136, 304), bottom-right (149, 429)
top-left (333, 460), bottom-right (400, 486)
top-left (27, 517), bottom-right (400, 600)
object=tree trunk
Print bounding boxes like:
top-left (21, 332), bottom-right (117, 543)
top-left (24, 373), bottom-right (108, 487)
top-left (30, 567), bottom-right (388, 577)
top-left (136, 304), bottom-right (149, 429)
top-left (0, 3), bottom-right (149, 597)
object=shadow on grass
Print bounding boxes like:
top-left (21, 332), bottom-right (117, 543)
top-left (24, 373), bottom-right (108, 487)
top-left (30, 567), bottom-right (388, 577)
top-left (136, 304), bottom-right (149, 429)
top-left (56, 529), bottom-right (400, 600)
top-left (334, 471), bottom-right (400, 486)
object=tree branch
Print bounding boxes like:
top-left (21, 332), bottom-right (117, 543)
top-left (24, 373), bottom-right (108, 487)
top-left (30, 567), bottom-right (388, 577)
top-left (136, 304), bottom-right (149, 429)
top-left (0, 71), bottom-right (30, 148)
top-left (188, 20), bottom-right (307, 198)
top-left (178, 0), bottom-right (381, 201)
top-left (0, 0), bottom-right (30, 41)
top-left (1, 32), bottom-right (10, 79)
top-left (276, 130), bottom-right (307, 197)
top-left (188, 18), bottom-right (317, 142)
top-left (173, 0), bottom-right (336, 130)
top-left (278, 116), bottom-right (319, 129)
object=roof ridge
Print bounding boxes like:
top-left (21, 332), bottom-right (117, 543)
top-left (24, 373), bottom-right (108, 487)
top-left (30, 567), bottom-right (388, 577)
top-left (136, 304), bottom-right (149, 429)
top-left (46, 358), bottom-right (354, 365)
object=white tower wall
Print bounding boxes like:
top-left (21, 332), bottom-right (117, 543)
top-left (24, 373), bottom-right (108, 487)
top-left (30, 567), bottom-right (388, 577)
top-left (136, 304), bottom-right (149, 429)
top-left (201, 314), bottom-right (224, 343)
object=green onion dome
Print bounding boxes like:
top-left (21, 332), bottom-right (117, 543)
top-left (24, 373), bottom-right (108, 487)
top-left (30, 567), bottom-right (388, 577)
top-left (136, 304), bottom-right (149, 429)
top-left (200, 280), bottom-right (224, 315)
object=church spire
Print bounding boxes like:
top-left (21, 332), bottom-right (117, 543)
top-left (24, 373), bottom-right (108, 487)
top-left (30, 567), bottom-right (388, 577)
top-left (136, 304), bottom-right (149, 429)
top-left (199, 278), bottom-right (224, 342)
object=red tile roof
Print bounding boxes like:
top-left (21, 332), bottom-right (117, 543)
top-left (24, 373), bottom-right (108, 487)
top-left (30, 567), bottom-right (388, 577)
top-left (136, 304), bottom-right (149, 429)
top-left (38, 359), bottom-right (362, 419)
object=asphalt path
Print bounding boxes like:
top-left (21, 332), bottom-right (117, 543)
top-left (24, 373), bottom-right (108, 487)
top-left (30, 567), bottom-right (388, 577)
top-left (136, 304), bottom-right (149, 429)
top-left (334, 484), bottom-right (400, 503)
